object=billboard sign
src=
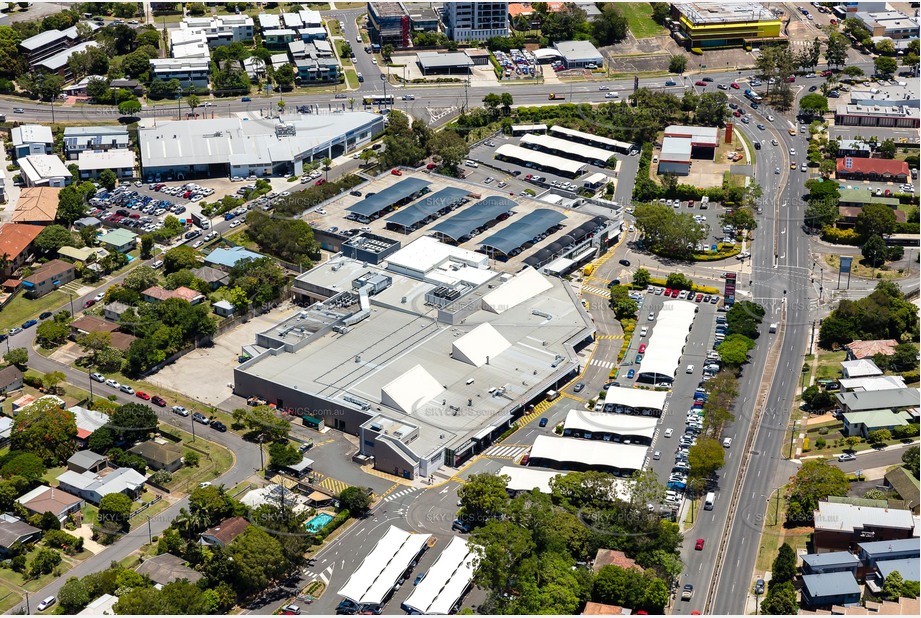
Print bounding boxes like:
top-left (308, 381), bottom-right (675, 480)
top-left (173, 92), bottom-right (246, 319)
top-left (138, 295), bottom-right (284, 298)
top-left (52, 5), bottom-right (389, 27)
top-left (724, 272), bottom-right (737, 298)
top-left (840, 256), bottom-right (853, 273)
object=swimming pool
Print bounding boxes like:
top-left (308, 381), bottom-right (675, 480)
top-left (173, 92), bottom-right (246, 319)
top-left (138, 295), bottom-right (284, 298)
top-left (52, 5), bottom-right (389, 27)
top-left (305, 513), bottom-right (334, 533)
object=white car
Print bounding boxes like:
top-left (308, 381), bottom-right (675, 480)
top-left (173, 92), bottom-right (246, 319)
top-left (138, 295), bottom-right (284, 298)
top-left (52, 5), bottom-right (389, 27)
top-left (119, 384), bottom-right (135, 395)
top-left (37, 596), bottom-right (56, 612)
top-left (94, 291), bottom-right (105, 302)
top-left (229, 220), bottom-right (242, 228)
top-left (91, 372), bottom-right (106, 382)
top-left (172, 406), bottom-right (189, 417)
top-left (105, 379), bottom-right (120, 388)
top-left (604, 92), bottom-right (619, 99)
top-left (723, 437), bottom-right (733, 448)
top-left (686, 364), bottom-right (695, 374)
top-left (664, 428), bottom-right (673, 438)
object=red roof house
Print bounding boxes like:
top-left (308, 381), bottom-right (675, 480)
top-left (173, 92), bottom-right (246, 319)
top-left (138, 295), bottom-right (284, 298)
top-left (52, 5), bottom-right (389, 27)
top-left (836, 158), bottom-right (910, 181)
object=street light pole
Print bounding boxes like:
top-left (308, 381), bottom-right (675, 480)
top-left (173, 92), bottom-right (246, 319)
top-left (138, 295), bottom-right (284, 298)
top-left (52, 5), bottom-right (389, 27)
top-left (69, 292), bottom-right (75, 316)
top-left (88, 367), bottom-right (94, 403)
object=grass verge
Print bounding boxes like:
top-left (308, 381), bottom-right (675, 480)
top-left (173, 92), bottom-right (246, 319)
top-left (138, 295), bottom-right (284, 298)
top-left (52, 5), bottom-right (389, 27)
top-left (618, 3), bottom-right (666, 38)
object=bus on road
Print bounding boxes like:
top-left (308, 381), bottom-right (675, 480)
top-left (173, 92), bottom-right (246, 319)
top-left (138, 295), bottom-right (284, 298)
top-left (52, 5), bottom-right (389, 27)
top-left (363, 95), bottom-right (394, 106)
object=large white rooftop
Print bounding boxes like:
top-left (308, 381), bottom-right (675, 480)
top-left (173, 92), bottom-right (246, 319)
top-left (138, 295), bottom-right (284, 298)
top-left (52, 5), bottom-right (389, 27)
top-left (529, 435), bottom-right (647, 473)
top-left (637, 300), bottom-right (697, 384)
top-left (402, 537), bottom-right (475, 615)
top-left (481, 266), bottom-right (552, 314)
top-left (338, 525), bottom-right (432, 606)
top-left (520, 133), bottom-right (613, 164)
top-left (495, 144), bottom-right (586, 175)
top-left (603, 386), bottom-right (668, 411)
top-left (78, 149), bottom-right (136, 171)
top-left (564, 408), bottom-right (658, 439)
top-left (452, 323), bottom-right (511, 368)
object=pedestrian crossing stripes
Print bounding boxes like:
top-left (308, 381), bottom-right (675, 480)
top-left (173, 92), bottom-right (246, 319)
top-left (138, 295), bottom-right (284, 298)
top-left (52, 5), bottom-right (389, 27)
top-left (302, 564), bottom-right (334, 585)
top-left (590, 359), bottom-right (616, 369)
top-left (597, 334), bottom-right (623, 340)
top-left (582, 286), bottom-right (611, 297)
top-left (484, 444), bottom-right (531, 459)
top-left (382, 487), bottom-right (418, 502)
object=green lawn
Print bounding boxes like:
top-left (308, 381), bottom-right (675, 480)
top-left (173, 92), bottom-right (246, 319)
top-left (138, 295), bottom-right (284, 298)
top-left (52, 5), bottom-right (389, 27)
top-left (619, 3), bottom-right (666, 39)
top-left (345, 69), bottom-right (360, 89)
top-left (129, 494), bottom-right (172, 528)
top-left (0, 583), bottom-right (22, 614)
top-left (161, 424), bottom-right (235, 493)
top-left (0, 291), bottom-right (67, 332)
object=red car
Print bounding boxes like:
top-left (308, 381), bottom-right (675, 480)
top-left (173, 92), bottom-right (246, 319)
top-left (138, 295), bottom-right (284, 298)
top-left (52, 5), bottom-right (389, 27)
top-left (391, 169), bottom-right (403, 176)
top-left (315, 179), bottom-right (326, 186)
top-left (820, 69), bottom-right (833, 76)
top-left (786, 76), bottom-right (795, 82)
top-left (151, 395), bottom-right (167, 407)
top-left (638, 344), bottom-right (647, 354)
top-left (83, 299), bottom-right (96, 308)
top-left (695, 538), bottom-right (705, 551)
top-left (664, 288), bottom-right (672, 296)
top-left (524, 174), bottom-right (533, 180)
top-left (696, 293), bottom-right (704, 302)
top-left (135, 391), bottom-right (151, 400)
top-left (695, 81), bottom-right (707, 86)
top-left (426, 163), bottom-right (436, 169)
top-left (520, 454), bottom-right (530, 466)
top-left (733, 110), bottom-right (742, 117)
top-left (670, 289), bottom-right (680, 298)
top-left (730, 82), bottom-right (740, 89)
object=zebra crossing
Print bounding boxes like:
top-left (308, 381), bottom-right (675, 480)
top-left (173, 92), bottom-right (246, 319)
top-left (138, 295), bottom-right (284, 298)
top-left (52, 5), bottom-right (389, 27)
top-left (483, 444), bottom-right (531, 460)
top-left (582, 285), bottom-right (611, 297)
top-left (590, 359), bottom-right (616, 369)
top-left (382, 487), bottom-right (418, 503)
top-left (302, 564), bottom-right (334, 585)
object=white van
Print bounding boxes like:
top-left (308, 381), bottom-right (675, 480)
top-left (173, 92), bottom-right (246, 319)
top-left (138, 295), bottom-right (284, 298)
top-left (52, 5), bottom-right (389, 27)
top-left (704, 492), bottom-right (715, 510)
top-left (546, 389), bottom-right (560, 401)
top-left (465, 160), bottom-right (479, 168)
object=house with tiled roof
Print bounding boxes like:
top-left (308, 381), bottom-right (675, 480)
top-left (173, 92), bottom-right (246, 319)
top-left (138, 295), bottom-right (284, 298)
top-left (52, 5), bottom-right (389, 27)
top-left (129, 441), bottom-right (183, 472)
top-left (837, 157), bottom-right (910, 182)
top-left (142, 285), bottom-right (205, 305)
top-left (199, 516), bottom-right (249, 548)
top-left (69, 406), bottom-right (110, 447)
top-left (845, 339), bottom-right (899, 360)
top-left (22, 259), bottom-right (75, 298)
top-left (135, 552), bottom-right (202, 586)
top-left (16, 485), bottom-right (84, 522)
top-left (12, 187), bottom-right (60, 224)
top-left (108, 332), bottom-right (137, 353)
top-left (592, 548), bottom-right (639, 572)
top-left (0, 515), bottom-right (42, 556)
top-left (0, 365), bottom-right (23, 394)
top-left (69, 315), bottom-right (119, 340)
top-left (0, 223), bottom-right (44, 277)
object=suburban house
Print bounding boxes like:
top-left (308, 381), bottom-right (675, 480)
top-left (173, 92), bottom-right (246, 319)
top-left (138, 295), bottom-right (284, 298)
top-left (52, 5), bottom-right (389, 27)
top-left (57, 466), bottom-right (146, 505)
top-left (857, 538), bottom-right (920, 569)
top-left (69, 315), bottom-right (120, 340)
top-left (142, 285), bottom-right (205, 305)
top-left (845, 339), bottom-right (899, 360)
top-left (0, 417), bottom-right (11, 444)
top-left (58, 245), bottom-right (107, 265)
top-left (199, 516), bottom-right (249, 548)
top-left (842, 409), bottom-right (912, 438)
top-left (22, 259), bottom-right (76, 298)
top-left (104, 301), bottom-right (132, 321)
top-left (128, 441), bottom-right (184, 473)
top-left (0, 515), bottom-right (42, 556)
top-left (77, 594), bottom-right (119, 616)
top-left (98, 228), bottom-right (138, 253)
top-left (108, 332), bottom-right (137, 353)
top-left (18, 154), bottom-right (72, 187)
top-left (77, 149), bottom-right (136, 181)
top-left (801, 572), bottom-right (863, 609)
top-left (11, 125), bottom-right (53, 159)
top-left (213, 299), bottom-right (235, 317)
top-left (836, 140), bottom-right (873, 158)
top-left (840, 358), bottom-right (884, 379)
top-left (18, 22), bottom-right (99, 66)
top-left (837, 375), bottom-right (907, 392)
top-left (63, 126), bottom-right (130, 160)
top-left (835, 388), bottom-right (921, 415)
top-left (836, 157), bottom-right (911, 182)
top-left (191, 266), bottom-right (229, 290)
top-left (16, 485), bottom-right (85, 522)
top-left (813, 501), bottom-right (916, 553)
top-left (73, 216), bottom-right (102, 231)
top-left (884, 467), bottom-right (920, 509)
top-left (66, 450), bottom-right (108, 474)
top-left (204, 246), bottom-right (266, 270)
top-left (592, 549), bottom-right (639, 573)
top-left (582, 602), bottom-right (629, 615)
top-left (0, 365), bottom-right (24, 394)
top-left (0, 223), bottom-right (45, 277)
top-left (801, 551), bottom-right (861, 575)
top-left (70, 407), bottom-right (111, 448)
top-left (11, 187), bottom-right (59, 224)
top-left (135, 552), bottom-right (203, 586)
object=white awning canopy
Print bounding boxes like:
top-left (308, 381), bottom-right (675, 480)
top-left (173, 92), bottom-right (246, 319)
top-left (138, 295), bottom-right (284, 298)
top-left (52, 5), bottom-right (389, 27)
top-left (637, 300), bottom-right (697, 384)
top-left (563, 408), bottom-right (657, 439)
top-left (529, 435), bottom-right (647, 473)
top-left (338, 525), bottom-right (432, 606)
top-left (402, 537), bottom-right (476, 615)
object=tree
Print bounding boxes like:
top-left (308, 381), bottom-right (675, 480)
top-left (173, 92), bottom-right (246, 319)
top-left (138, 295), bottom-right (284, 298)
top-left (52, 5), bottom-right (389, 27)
top-left (140, 235), bottom-right (154, 260)
top-left (592, 4), bottom-right (627, 46)
top-left (862, 234), bottom-right (889, 267)
top-left (36, 319), bottom-right (70, 347)
top-left (882, 571), bottom-right (907, 601)
top-left (274, 63), bottom-right (295, 87)
top-left (873, 55), bottom-right (897, 76)
top-left (162, 245), bottom-right (200, 273)
top-left (668, 55), bottom-right (687, 74)
top-left (186, 93), bottom-right (200, 114)
top-left (726, 300), bottom-right (765, 339)
top-left (903, 446), bottom-right (920, 479)
top-left (234, 405), bottom-right (290, 442)
top-left (42, 370), bottom-right (66, 395)
top-left (226, 526), bottom-right (288, 598)
top-left (786, 459), bottom-right (850, 525)
top-left (29, 548), bottom-right (62, 578)
top-left (34, 225), bottom-right (75, 255)
top-left (879, 138), bottom-right (897, 159)
top-left (633, 202), bottom-right (708, 260)
top-left (761, 581), bottom-right (798, 615)
top-left (632, 268), bottom-right (651, 288)
top-left (1, 452), bottom-right (45, 482)
top-left (91, 168), bottom-right (117, 193)
top-left (722, 207), bottom-right (757, 232)
top-left (458, 473), bottom-right (510, 528)
top-left (3, 347), bottom-right (29, 369)
top-left (10, 398), bottom-right (77, 465)
top-left (695, 92), bottom-right (728, 126)
top-left (802, 385), bottom-right (836, 411)
top-left (58, 577), bottom-right (90, 614)
top-left (823, 34), bottom-right (846, 69)
top-left (429, 129), bottom-right (469, 170)
top-left (118, 99), bottom-right (142, 116)
top-left (108, 403), bottom-right (159, 443)
top-left (868, 429), bottom-right (892, 444)
top-left (771, 543), bottom-right (797, 586)
top-left (123, 265), bottom-right (161, 292)
top-left (99, 493), bottom-right (133, 533)
top-left (339, 486), bottom-right (372, 517)
top-left (799, 93), bottom-right (829, 117)
top-left (717, 334), bottom-right (755, 366)
top-left (609, 285), bottom-right (639, 319)
top-left (688, 436), bottom-right (725, 482)
top-left (56, 183), bottom-right (93, 226)
top-left (267, 441), bottom-right (300, 468)
top-left (856, 202), bottom-right (897, 239)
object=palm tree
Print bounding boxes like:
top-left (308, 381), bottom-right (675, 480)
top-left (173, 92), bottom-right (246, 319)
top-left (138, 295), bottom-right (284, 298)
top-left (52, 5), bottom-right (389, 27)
top-left (322, 157), bottom-right (333, 182)
top-left (0, 252), bottom-right (11, 278)
top-left (348, 97), bottom-right (355, 111)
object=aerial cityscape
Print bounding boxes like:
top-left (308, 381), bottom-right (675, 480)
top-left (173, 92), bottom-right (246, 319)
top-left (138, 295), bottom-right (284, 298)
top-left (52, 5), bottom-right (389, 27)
top-left (0, 0), bottom-right (918, 615)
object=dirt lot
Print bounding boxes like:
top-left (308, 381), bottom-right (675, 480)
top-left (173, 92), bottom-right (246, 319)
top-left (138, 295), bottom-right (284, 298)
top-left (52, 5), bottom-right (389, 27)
top-left (145, 302), bottom-right (300, 407)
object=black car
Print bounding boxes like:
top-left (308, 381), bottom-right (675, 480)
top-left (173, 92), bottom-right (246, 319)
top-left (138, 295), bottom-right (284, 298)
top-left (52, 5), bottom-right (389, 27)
top-left (608, 279), bottom-right (621, 287)
top-left (210, 419), bottom-right (227, 432)
top-left (618, 259), bottom-right (631, 267)
top-left (185, 230), bottom-right (201, 240)
top-left (808, 85), bottom-right (818, 92)
top-left (702, 77), bottom-right (713, 82)
top-left (39, 311), bottom-right (53, 319)
top-left (538, 417), bottom-right (548, 427)
top-left (336, 600), bottom-right (359, 615)
top-left (750, 101), bottom-right (759, 109)
top-left (192, 412), bottom-right (209, 425)
top-left (451, 518), bottom-right (471, 533)
top-left (350, 190), bottom-right (362, 197)
top-left (511, 170), bottom-right (521, 176)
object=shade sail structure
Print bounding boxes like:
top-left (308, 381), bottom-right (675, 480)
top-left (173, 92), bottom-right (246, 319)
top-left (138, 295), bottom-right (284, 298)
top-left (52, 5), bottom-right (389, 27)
top-left (637, 300), bottom-right (697, 385)
top-left (430, 196), bottom-right (516, 242)
top-left (528, 435), bottom-right (647, 474)
top-left (348, 178), bottom-right (431, 218)
top-left (386, 187), bottom-right (469, 229)
top-left (563, 408), bottom-right (658, 440)
top-left (549, 125), bottom-right (633, 153)
top-left (494, 144), bottom-right (586, 176)
top-left (478, 209), bottom-right (566, 255)
top-left (402, 537), bottom-right (476, 615)
top-left (338, 525), bottom-right (432, 606)
top-left (520, 133), bottom-right (614, 164)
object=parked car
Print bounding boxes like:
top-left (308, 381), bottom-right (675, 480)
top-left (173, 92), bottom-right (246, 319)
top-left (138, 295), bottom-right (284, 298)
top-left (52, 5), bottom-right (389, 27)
top-left (172, 405), bottom-right (189, 416)
top-left (135, 391), bottom-right (151, 400)
top-left (105, 379), bottom-right (120, 388)
top-left (119, 384), bottom-right (135, 395)
top-left (838, 453), bottom-right (857, 462)
top-left (91, 372), bottom-right (106, 382)
top-left (21, 319), bottom-right (37, 329)
top-left (192, 412), bottom-right (209, 424)
top-left (39, 311), bottom-right (53, 320)
top-left (210, 419), bottom-right (227, 432)
top-left (151, 395), bottom-right (167, 407)
top-left (37, 596), bottom-right (56, 612)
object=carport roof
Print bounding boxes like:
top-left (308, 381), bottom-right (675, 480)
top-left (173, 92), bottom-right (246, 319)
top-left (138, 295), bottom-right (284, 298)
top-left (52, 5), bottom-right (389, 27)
top-left (347, 177), bottom-right (432, 217)
top-left (386, 187), bottom-right (469, 228)
top-left (479, 208), bottom-right (565, 255)
top-left (430, 196), bottom-right (516, 242)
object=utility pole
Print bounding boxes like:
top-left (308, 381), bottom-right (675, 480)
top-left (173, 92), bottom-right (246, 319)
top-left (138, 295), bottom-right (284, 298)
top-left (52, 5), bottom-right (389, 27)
top-left (147, 515), bottom-right (152, 544)
top-left (69, 292), bottom-right (75, 316)
top-left (88, 367), bottom-right (94, 403)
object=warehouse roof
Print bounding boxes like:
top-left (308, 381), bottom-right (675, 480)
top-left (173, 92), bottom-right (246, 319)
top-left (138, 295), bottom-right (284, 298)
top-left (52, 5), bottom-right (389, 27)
top-left (430, 196), bottom-right (516, 242)
top-left (479, 209), bottom-right (566, 255)
top-left (664, 125), bottom-right (720, 147)
top-left (347, 178), bottom-right (431, 218)
top-left (495, 144), bottom-right (586, 175)
top-left (520, 133), bottom-right (613, 163)
top-left (563, 408), bottom-right (657, 439)
top-left (78, 149), bottom-right (136, 171)
top-left (402, 536), bottom-right (475, 615)
top-left (637, 300), bottom-right (697, 383)
top-left (553, 40), bottom-right (603, 62)
top-left (529, 435), bottom-right (647, 473)
top-left (858, 538), bottom-right (921, 558)
top-left (661, 136), bottom-right (693, 163)
top-left (338, 525), bottom-right (432, 606)
top-left (481, 266), bottom-right (552, 314)
top-left (386, 187), bottom-right (469, 229)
